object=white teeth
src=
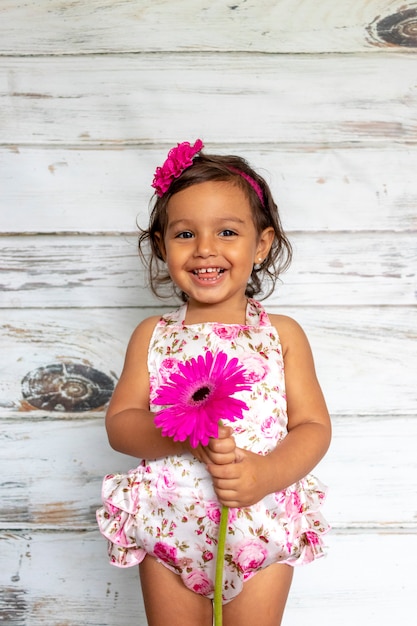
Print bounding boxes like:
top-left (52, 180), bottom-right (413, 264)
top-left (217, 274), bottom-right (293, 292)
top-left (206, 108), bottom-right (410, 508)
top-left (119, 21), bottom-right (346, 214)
top-left (195, 267), bottom-right (221, 274)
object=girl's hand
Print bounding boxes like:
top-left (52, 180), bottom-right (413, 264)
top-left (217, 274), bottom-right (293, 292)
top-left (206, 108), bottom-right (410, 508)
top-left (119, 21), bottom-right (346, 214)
top-left (206, 446), bottom-right (270, 508)
top-left (181, 425), bottom-right (236, 465)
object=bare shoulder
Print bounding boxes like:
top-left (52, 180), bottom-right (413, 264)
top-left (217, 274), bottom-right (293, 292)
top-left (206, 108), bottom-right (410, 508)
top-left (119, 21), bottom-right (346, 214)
top-left (267, 313), bottom-right (311, 356)
top-left (125, 314), bottom-right (161, 358)
top-left (106, 314), bottom-right (161, 416)
top-left (129, 314), bottom-right (161, 343)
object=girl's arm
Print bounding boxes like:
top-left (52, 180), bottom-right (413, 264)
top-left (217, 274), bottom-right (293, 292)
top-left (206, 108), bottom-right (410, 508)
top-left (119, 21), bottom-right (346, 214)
top-left (105, 316), bottom-right (185, 460)
top-left (206, 315), bottom-right (332, 507)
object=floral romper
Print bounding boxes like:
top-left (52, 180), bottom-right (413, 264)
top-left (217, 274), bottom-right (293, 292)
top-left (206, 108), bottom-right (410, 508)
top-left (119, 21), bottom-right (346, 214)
top-left (96, 299), bottom-right (329, 603)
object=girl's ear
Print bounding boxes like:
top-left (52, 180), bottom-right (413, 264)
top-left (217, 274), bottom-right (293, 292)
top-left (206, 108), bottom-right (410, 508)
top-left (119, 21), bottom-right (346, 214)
top-left (255, 226), bottom-right (275, 263)
top-left (154, 232), bottom-right (166, 261)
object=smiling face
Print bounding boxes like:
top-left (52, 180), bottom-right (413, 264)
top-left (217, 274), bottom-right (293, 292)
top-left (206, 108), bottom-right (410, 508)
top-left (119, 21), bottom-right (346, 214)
top-left (158, 181), bottom-right (274, 321)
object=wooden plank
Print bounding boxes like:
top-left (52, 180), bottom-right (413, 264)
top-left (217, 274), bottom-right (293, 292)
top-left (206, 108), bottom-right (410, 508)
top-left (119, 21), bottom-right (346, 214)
top-left (314, 414), bottom-right (417, 529)
top-left (0, 233), bottom-right (415, 308)
top-left (1, 413), bottom-right (416, 529)
top-left (1, 144), bottom-right (416, 233)
top-left (0, 306), bottom-right (415, 416)
top-left (0, 418), bottom-right (137, 529)
top-left (287, 531), bottom-right (416, 625)
top-left (0, 530), bottom-right (147, 625)
top-left (0, 530), bottom-right (415, 625)
top-left (0, 235), bottom-right (152, 308)
top-left (281, 306), bottom-right (417, 417)
top-left (0, 0), bottom-right (414, 54)
top-left (1, 53), bottom-right (417, 145)
top-left (0, 308), bottom-right (141, 411)
top-left (0, 309), bottom-right (142, 413)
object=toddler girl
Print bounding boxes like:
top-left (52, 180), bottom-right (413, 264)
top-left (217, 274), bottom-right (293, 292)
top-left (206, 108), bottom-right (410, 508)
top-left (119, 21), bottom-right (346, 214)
top-left (97, 139), bottom-right (331, 626)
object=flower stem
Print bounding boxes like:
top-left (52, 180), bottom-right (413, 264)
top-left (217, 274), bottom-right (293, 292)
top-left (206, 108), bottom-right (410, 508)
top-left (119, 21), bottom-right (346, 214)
top-left (214, 505), bottom-right (229, 626)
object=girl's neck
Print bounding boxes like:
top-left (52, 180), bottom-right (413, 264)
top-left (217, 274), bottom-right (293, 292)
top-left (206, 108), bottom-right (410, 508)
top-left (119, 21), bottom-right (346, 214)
top-left (183, 299), bottom-right (248, 325)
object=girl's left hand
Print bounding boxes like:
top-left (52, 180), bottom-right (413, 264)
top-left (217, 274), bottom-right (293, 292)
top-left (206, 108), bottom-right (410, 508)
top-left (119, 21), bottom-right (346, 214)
top-left (206, 445), bottom-right (269, 508)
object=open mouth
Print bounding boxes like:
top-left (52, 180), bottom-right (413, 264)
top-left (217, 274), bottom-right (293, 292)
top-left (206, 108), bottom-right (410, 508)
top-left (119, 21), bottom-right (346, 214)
top-left (192, 267), bottom-right (225, 280)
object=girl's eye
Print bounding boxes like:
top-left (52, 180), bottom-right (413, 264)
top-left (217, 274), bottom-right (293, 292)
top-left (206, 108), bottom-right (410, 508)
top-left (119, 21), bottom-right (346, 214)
top-left (220, 229), bottom-right (237, 237)
top-left (176, 231), bottom-right (194, 239)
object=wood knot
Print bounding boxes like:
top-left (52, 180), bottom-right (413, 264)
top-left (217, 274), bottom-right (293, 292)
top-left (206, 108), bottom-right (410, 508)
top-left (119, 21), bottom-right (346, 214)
top-left (367, 8), bottom-right (417, 47)
top-left (21, 363), bottom-right (115, 412)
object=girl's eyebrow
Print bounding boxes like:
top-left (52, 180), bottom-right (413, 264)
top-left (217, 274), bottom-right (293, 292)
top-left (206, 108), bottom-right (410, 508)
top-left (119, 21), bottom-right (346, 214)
top-left (167, 216), bottom-right (245, 230)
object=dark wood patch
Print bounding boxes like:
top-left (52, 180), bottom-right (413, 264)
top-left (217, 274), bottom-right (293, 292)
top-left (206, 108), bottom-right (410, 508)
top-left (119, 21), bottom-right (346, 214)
top-left (368, 8), bottom-right (417, 47)
top-left (21, 363), bottom-right (114, 412)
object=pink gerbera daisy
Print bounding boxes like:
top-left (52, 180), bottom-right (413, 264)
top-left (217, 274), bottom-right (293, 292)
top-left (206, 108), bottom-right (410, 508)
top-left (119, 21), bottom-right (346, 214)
top-left (153, 350), bottom-right (251, 448)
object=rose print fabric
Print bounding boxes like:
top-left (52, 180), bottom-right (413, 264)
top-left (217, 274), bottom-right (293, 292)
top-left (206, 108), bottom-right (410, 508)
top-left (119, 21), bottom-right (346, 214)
top-left (96, 299), bottom-right (329, 603)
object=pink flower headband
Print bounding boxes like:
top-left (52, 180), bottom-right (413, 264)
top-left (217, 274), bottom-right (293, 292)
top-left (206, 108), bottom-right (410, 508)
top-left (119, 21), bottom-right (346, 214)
top-left (151, 139), bottom-right (265, 206)
top-left (152, 139), bottom-right (204, 197)
top-left (227, 166), bottom-right (265, 207)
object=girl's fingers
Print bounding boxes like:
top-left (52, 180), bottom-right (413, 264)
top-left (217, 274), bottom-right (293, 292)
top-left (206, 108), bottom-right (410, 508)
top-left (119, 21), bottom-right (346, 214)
top-left (208, 435), bottom-right (235, 454)
top-left (216, 425), bottom-right (233, 439)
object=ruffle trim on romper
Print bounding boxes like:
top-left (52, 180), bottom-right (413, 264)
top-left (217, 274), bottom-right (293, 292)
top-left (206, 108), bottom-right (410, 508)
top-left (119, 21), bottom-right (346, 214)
top-left (274, 475), bottom-right (330, 567)
top-left (96, 468), bottom-right (330, 571)
top-left (96, 470), bottom-right (148, 568)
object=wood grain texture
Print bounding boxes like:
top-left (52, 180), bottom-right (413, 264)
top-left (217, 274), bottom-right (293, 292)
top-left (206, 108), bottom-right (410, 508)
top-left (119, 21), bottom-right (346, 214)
top-left (0, 306), bottom-right (415, 416)
top-left (1, 415), bottom-right (416, 530)
top-left (0, 0), bottom-right (415, 54)
top-left (0, 233), bottom-right (415, 307)
top-left (1, 144), bottom-right (417, 233)
top-left (0, 531), bottom-right (414, 625)
top-left (1, 54), bottom-right (417, 146)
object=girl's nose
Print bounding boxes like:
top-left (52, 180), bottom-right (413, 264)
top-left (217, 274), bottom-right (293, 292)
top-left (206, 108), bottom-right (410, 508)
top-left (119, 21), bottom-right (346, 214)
top-left (194, 233), bottom-right (217, 258)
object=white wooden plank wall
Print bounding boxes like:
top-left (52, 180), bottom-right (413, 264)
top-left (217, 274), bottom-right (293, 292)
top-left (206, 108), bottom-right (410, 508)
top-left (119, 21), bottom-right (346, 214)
top-left (1, 2), bottom-right (416, 624)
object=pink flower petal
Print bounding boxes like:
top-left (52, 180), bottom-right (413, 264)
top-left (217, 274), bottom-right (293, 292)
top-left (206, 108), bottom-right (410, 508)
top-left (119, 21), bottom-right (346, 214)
top-left (153, 350), bottom-right (250, 448)
top-left (151, 139), bottom-right (204, 197)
